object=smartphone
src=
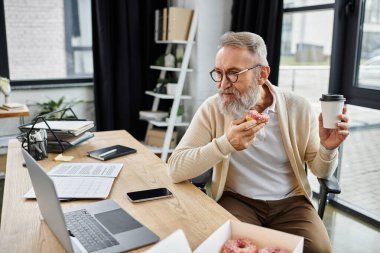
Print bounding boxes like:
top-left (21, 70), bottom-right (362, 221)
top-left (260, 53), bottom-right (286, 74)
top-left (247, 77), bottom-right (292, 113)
top-left (126, 187), bottom-right (173, 202)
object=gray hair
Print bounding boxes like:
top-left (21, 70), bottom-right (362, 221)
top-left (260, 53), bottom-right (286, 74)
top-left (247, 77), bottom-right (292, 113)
top-left (218, 32), bottom-right (268, 66)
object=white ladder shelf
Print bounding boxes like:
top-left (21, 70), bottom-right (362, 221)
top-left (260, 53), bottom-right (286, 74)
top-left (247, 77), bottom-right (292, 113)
top-left (142, 8), bottom-right (198, 162)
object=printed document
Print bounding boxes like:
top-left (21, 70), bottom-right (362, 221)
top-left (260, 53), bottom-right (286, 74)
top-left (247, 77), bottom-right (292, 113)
top-left (24, 177), bottom-right (115, 199)
top-left (48, 163), bottom-right (123, 177)
top-left (24, 163), bottom-right (123, 199)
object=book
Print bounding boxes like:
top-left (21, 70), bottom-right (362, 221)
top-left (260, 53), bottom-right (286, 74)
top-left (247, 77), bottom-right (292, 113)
top-left (167, 7), bottom-right (193, 41)
top-left (155, 9), bottom-right (164, 41)
top-left (20, 120), bottom-right (94, 136)
top-left (88, 145), bottom-right (137, 161)
top-left (139, 110), bottom-right (168, 121)
top-left (163, 8), bottom-right (168, 40)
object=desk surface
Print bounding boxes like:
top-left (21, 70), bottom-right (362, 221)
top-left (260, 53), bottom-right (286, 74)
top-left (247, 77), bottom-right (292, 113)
top-left (0, 104), bottom-right (30, 118)
top-left (0, 130), bottom-right (236, 252)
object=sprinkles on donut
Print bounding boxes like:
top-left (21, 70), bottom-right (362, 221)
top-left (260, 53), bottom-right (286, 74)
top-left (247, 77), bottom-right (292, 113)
top-left (245, 110), bottom-right (269, 124)
top-left (222, 238), bottom-right (258, 253)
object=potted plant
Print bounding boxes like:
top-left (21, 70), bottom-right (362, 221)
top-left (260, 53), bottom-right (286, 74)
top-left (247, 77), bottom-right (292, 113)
top-left (155, 54), bottom-right (165, 66)
top-left (165, 76), bottom-right (178, 96)
top-left (166, 104), bottom-right (184, 123)
top-left (34, 96), bottom-right (83, 119)
top-left (154, 76), bottom-right (178, 95)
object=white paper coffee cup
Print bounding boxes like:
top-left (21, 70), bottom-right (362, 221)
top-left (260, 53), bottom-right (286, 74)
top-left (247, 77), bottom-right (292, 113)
top-left (320, 94), bottom-right (346, 129)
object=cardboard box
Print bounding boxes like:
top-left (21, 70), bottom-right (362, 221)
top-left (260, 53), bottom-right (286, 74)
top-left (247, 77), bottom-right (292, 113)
top-left (194, 220), bottom-right (304, 253)
top-left (146, 129), bottom-right (177, 148)
top-left (146, 220), bottom-right (304, 253)
top-left (145, 230), bottom-right (192, 253)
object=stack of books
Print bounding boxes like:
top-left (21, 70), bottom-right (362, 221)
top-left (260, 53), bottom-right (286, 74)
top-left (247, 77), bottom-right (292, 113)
top-left (20, 120), bottom-right (95, 153)
top-left (139, 111), bottom-right (168, 121)
top-left (20, 120), bottom-right (94, 135)
top-left (155, 7), bottom-right (193, 41)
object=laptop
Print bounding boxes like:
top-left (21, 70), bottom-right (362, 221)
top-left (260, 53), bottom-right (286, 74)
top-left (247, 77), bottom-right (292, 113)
top-left (22, 149), bottom-right (159, 253)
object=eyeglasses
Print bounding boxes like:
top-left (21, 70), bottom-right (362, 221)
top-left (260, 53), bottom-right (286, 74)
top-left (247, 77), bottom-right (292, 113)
top-left (209, 64), bottom-right (262, 83)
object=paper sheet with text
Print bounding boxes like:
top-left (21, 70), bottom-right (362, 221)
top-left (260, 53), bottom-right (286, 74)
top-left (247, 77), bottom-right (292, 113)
top-left (48, 163), bottom-right (123, 178)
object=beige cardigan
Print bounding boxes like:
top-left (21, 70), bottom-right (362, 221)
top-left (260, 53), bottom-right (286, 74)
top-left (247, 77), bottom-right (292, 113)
top-left (168, 83), bottom-right (338, 202)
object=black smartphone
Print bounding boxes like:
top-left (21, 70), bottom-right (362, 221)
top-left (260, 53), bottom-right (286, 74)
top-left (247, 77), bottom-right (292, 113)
top-left (126, 187), bottom-right (173, 203)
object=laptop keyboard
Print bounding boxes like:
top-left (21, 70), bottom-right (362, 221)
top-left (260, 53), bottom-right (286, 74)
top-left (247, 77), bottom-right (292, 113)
top-left (64, 209), bottom-right (120, 253)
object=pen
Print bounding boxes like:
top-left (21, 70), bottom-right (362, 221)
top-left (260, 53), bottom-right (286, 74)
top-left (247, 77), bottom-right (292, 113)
top-left (99, 148), bottom-right (117, 157)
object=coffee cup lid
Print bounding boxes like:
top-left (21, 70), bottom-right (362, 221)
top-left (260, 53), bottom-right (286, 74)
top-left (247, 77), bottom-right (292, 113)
top-left (320, 94), bottom-right (346, 102)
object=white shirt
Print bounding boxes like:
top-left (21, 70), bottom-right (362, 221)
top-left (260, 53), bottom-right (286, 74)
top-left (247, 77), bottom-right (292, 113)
top-left (226, 94), bottom-right (299, 200)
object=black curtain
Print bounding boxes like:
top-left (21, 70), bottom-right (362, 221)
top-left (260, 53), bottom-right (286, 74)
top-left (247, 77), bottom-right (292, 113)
top-left (231, 0), bottom-right (283, 85)
top-left (0, 0), bottom-right (9, 78)
top-left (92, 0), bottom-right (167, 140)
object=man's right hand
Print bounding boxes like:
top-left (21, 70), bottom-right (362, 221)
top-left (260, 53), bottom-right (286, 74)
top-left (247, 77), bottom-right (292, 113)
top-left (227, 117), bottom-right (266, 151)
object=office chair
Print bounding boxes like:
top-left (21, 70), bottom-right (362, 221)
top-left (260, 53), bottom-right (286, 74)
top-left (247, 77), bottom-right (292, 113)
top-left (305, 164), bottom-right (341, 219)
top-left (191, 165), bottom-right (341, 220)
top-left (191, 169), bottom-right (212, 194)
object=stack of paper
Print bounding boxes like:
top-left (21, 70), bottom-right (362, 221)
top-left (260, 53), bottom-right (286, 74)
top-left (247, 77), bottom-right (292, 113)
top-left (24, 163), bottom-right (123, 199)
top-left (0, 102), bottom-right (25, 111)
top-left (20, 120), bottom-right (94, 136)
top-left (47, 131), bottom-right (95, 152)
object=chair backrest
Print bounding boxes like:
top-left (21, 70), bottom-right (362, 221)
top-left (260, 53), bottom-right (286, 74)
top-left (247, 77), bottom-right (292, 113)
top-left (304, 161), bottom-right (341, 219)
top-left (191, 169), bottom-right (212, 193)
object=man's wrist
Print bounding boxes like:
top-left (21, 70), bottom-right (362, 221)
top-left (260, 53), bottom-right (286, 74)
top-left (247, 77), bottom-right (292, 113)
top-left (319, 144), bottom-right (337, 157)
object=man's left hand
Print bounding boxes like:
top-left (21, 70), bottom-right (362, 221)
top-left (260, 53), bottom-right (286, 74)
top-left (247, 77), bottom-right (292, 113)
top-left (319, 106), bottom-right (349, 150)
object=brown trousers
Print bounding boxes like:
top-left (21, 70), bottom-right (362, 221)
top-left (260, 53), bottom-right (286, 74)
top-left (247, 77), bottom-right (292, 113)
top-left (218, 191), bottom-right (332, 253)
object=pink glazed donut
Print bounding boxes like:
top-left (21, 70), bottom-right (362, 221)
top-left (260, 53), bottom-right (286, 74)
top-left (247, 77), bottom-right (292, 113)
top-left (245, 110), bottom-right (269, 124)
top-left (222, 238), bottom-right (258, 253)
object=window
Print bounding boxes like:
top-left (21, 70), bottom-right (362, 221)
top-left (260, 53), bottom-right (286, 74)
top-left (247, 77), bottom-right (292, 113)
top-left (279, 0), bottom-right (335, 206)
top-left (280, 0), bottom-right (380, 224)
top-left (279, 6), bottom-right (334, 103)
top-left (330, 0), bottom-right (380, 224)
top-left (330, 0), bottom-right (380, 109)
top-left (357, 0), bottom-right (380, 90)
top-left (0, 0), bottom-right (92, 85)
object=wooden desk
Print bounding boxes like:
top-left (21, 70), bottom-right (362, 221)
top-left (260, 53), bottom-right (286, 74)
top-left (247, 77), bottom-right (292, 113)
top-left (0, 105), bottom-right (30, 124)
top-left (0, 130), bottom-right (236, 252)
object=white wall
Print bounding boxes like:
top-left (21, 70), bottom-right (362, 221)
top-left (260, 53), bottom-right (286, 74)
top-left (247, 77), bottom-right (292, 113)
top-left (175, 0), bottom-right (233, 119)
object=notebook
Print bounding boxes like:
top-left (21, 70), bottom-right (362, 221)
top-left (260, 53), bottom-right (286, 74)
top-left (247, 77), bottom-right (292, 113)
top-left (88, 145), bottom-right (137, 161)
top-left (22, 149), bottom-right (159, 253)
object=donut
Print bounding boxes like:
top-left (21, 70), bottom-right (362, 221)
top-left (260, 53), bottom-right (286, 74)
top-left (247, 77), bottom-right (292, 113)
top-left (258, 247), bottom-right (289, 253)
top-left (245, 110), bottom-right (269, 124)
top-left (222, 238), bottom-right (258, 253)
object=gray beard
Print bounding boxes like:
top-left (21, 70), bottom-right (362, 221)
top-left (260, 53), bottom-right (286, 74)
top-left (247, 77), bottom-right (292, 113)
top-left (217, 83), bottom-right (261, 119)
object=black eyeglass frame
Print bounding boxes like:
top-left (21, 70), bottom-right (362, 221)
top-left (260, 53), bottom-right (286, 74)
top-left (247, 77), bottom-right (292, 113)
top-left (209, 64), bottom-right (262, 83)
